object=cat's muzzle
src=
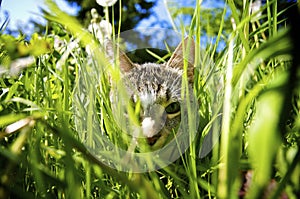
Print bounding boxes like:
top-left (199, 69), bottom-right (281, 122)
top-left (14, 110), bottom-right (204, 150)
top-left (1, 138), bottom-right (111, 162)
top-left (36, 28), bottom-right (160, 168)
top-left (141, 104), bottom-right (167, 145)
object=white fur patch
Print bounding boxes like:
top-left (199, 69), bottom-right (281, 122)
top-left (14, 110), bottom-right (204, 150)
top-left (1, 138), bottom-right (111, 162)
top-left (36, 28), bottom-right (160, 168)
top-left (139, 92), bottom-right (154, 107)
top-left (141, 117), bottom-right (156, 137)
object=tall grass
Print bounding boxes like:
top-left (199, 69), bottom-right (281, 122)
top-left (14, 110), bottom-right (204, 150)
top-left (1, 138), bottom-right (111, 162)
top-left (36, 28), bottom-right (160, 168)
top-left (0, 0), bottom-right (299, 198)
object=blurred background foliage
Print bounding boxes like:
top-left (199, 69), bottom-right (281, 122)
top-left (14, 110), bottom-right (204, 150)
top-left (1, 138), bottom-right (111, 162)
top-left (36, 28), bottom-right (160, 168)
top-left (1, 0), bottom-right (297, 54)
top-left (64, 0), bottom-right (156, 30)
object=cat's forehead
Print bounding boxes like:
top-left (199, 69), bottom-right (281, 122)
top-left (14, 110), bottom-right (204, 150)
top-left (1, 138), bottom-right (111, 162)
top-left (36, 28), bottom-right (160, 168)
top-left (122, 63), bottom-right (183, 103)
top-left (126, 63), bottom-right (182, 83)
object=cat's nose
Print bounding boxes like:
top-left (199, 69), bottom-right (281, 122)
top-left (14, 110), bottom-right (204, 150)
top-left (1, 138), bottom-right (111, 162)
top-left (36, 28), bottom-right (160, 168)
top-left (141, 104), bottom-right (167, 138)
top-left (141, 117), bottom-right (156, 137)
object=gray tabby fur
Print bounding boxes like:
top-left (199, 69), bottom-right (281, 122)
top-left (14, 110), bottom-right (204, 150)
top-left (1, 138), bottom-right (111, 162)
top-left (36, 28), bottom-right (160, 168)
top-left (106, 37), bottom-right (195, 148)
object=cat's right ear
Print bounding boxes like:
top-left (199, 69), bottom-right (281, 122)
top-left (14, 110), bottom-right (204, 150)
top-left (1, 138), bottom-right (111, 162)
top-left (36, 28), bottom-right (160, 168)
top-left (104, 39), bottom-right (135, 73)
top-left (166, 37), bottom-right (195, 83)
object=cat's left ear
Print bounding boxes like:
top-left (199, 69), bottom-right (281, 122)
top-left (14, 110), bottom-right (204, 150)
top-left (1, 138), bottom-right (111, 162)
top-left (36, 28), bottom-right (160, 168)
top-left (166, 37), bottom-right (195, 83)
top-left (104, 39), bottom-right (135, 73)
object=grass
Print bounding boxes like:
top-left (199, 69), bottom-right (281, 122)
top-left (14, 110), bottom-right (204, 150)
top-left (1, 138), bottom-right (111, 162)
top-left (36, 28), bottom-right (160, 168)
top-left (0, 0), bottom-right (299, 198)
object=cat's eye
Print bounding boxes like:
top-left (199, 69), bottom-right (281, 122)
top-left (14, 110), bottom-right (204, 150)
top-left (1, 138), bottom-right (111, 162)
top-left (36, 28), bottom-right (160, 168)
top-left (165, 102), bottom-right (180, 114)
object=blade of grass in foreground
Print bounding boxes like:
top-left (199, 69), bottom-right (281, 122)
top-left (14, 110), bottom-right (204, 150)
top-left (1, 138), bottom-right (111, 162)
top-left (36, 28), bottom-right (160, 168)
top-left (217, 33), bottom-right (234, 199)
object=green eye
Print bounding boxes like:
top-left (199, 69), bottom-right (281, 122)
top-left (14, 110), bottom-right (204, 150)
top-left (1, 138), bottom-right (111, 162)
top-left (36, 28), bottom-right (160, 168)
top-left (165, 102), bottom-right (180, 114)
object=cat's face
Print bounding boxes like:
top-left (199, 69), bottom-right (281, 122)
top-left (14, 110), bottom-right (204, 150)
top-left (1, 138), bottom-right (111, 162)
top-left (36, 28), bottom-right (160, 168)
top-left (107, 38), bottom-right (195, 149)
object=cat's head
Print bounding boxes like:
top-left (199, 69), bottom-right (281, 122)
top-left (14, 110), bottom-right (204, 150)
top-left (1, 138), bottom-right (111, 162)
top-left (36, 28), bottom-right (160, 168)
top-left (106, 37), bottom-right (195, 149)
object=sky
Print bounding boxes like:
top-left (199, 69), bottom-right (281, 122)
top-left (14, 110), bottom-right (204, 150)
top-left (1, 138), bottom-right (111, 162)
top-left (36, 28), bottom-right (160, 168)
top-left (1, 0), bottom-right (158, 30)
top-left (0, 0), bottom-right (225, 35)
top-left (0, 0), bottom-right (79, 32)
top-left (0, 0), bottom-right (195, 32)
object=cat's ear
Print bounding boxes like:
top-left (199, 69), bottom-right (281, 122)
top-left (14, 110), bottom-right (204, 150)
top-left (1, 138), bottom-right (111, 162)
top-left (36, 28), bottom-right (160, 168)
top-left (105, 39), bottom-right (135, 73)
top-left (166, 37), bottom-right (195, 82)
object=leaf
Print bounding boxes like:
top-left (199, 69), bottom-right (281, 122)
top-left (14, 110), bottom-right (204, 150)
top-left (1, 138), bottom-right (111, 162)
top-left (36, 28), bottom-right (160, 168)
top-left (247, 89), bottom-right (283, 198)
top-left (0, 114), bottom-right (26, 127)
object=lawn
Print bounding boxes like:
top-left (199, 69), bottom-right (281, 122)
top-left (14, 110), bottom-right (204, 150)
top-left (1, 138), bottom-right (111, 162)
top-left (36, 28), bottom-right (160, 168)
top-left (0, 0), bottom-right (299, 198)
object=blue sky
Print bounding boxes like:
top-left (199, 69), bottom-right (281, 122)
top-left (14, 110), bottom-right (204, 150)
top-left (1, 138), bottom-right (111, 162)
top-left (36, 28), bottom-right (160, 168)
top-left (0, 0), bottom-right (225, 34)
top-left (0, 0), bottom-right (194, 31)
top-left (0, 0), bottom-right (79, 31)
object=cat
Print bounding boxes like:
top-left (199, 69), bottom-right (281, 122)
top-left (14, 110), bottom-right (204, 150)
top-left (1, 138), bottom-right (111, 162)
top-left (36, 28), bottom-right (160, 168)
top-left (106, 37), bottom-right (195, 150)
